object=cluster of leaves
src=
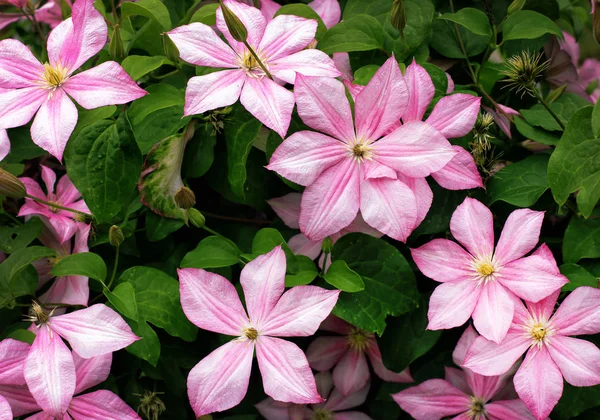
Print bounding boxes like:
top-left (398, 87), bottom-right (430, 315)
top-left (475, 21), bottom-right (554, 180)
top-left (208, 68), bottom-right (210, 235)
top-left (1, 0), bottom-right (600, 419)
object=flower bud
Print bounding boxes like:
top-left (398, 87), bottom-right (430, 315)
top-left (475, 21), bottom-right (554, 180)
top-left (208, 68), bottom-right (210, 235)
top-left (219, 0), bottom-right (248, 42)
top-left (593, 0), bottom-right (600, 45)
top-left (174, 186), bottom-right (196, 209)
top-left (321, 237), bottom-right (333, 254)
top-left (546, 84), bottom-right (567, 104)
top-left (507, 0), bottom-right (526, 15)
top-left (187, 208), bottom-right (206, 228)
top-left (109, 225), bottom-right (124, 247)
top-left (162, 33), bottom-right (180, 63)
top-left (109, 25), bottom-right (125, 61)
top-left (390, 0), bottom-right (406, 37)
top-left (137, 391), bottom-right (166, 420)
top-left (0, 167), bottom-right (26, 198)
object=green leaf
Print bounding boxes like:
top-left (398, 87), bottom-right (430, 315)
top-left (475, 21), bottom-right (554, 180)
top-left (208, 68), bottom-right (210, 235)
top-left (520, 93), bottom-right (589, 132)
top-left (225, 104), bottom-right (262, 199)
top-left (105, 282), bottom-right (139, 321)
top-left (183, 124), bottom-right (217, 178)
top-left (65, 114), bottom-right (142, 223)
top-left (514, 117), bottom-right (560, 145)
top-left (560, 263), bottom-right (598, 291)
top-left (562, 215), bottom-right (600, 263)
top-left (553, 382), bottom-right (600, 419)
top-left (421, 63), bottom-right (448, 100)
top-left (379, 297), bottom-right (441, 372)
top-left (318, 15), bottom-right (385, 54)
top-left (0, 217), bottom-right (43, 254)
top-left (121, 55), bottom-right (172, 81)
top-left (548, 107), bottom-right (600, 217)
top-left (285, 255), bottom-right (318, 287)
top-left (181, 236), bottom-right (241, 269)
top-left (274, 4), bottom-right (327, 39)
top-left (487, 154), bottom-right (550, 207)
top-left (145, 212), bottom-right (185, 242)
top-left (593, 99), bottom-right (600, 138)
top-left (331, 233), bottom-right (419, 335)
top-left (414, 184), bottom-right (468, 236)
top-left (73, 106), bottom-right (117, 138)
top-left (324, 260), bottom-right (365, 292)
top-left (126, 319), bottom-right (161, 365)
top-left (502, 10), bottom-right (562, 41)
top-left (121, 0), bottom-right (172, 31)
top-left (343, 0), bottom-right (394, 24)
top-left (189, 3), bottom-right (218, 25)
top-left (430, 18), bottom-right (488, 58)
top-left (6, 329), bottom-right (35, 344)
top-left (251, 228), bottom-right (299, 274)
top-left (51, 253), bottom-right (107, 282)
top-left (353, 65), bottom-right (381, 86)
top-left (381, 0), bottom-right (434, 61)
top-left (438, 8), bottom-right (492, 37)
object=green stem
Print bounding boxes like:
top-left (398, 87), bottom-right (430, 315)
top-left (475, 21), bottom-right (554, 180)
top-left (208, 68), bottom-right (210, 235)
top-left (107, 245), bottom-right (120, 290)
top-left (243, 41), bottom-right (273, 79)
top-left (26, 194), bottom-right (91, 219)
top-left (202, 211), bottom-right (272, 225)
top-left (530, 85), bottom-right (565, 130)
top-left (449, 0), bottom-right (477, 83)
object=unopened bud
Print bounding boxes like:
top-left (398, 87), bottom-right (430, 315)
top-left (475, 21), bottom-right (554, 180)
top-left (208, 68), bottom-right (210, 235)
top-left (546, 84), bottom-right (567, 104)
top-left (162, 33), bottom-right (180, 63)
top-left (187, 208), bottom-right (205, 228)
top-left (390, 0), bottom-right (406, 37)
top-left (219, 0), bottom-right (248, 42)
top-left (321, 237), bottom-right (333, 254)
top-left (0, 167), bottom-right (26, 198)
top-left (174, 186), bottom-right (196, 209)
top-left (109, 25), bottom-right (125, 61)
top-left (108, 225), bottom-right (124, 247)
top-left (507, 0), bottom-right (526, 15)
top-left (593, 0), bottom-right (600, 44)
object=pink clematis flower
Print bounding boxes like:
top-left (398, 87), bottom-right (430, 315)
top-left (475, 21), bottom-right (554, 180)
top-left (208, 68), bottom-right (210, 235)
top-left (241, 0), bottom-right (341, 29)
top-left (464, 285), bottom-right (600, 419)
top-left (0, 0), bottom-right (147, 160)
top-left (268, 56), bottom-right (466, 242)
top-left (25, 352), bottom-right (141, 420)
top-left (0, 339), bottom-right (39, 417)
top-left (483, 104), bottom-right (520, 139)
top-left (411, 197), bottom-right (568, 344)
top-left (24, 303), bottom-right (139, 418)
top-left (0, 0), bottom-right (66, 31)
top-left (392, 326), bottom-right (537, 420)
top-left (19, 165), bottom-right (90, 244)
top-left (306, 315), bottom-right (412, 396)
top-left (178, 246), bottom-right (340, 417)
top-left (256, 371), bottom-right (372, 420)
top-left (167, 0), bottom-right (340, 138)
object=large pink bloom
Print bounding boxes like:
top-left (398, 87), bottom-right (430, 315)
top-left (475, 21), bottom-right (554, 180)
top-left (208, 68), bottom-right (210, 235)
top-left (19, 165), bottom-right (90, 244)
top-left (306, 315), bottom-right (412, 396)
top-left (393, 326), bottom-right (536, 420)
top-left (464, 285), bottom-right (600, 419)
top-left (167, 0), bottom-right (340, 137)
top-left (411, 197), bottom-right (568, 343)
top-left (268, 56), bottom-right (462, 241)
top-left (24, 304), bottom-right (139, 418)
top-left (0, 339), bottom-right (39, 417)
top-left (0, 0), bottom-right (147, 160)
top-left (178, 246), bottom-right (340, 417)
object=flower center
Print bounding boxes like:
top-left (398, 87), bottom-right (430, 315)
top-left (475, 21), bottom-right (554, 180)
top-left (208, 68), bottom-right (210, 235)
top-left (312, 408), bottom-right (333, 420)
top-left (240, 51), bottom-right (267, 77)
top-left (476, 262), bottom-right (494, 277)
top-left (41, 63), bottom-right (69, 90)
top-left (244, 327), bottom-right (258, 341)
top-left (524, 316), bottom-right (554, 349)
top-left (529, 322), bottom-right (548, 346)
top-left (348, 327), bottom-right (371, 352)
top-left (472, 257), bottom-right (497, 285)
top-left (24, 301), bottom-right (55, 326)
top-left (467, 396), bottom-right (487, 419)
top-left (347, 139), bottom-right (373, 162)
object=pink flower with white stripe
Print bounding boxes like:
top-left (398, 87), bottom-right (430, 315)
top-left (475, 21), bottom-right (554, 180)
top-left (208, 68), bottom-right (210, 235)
top-left (306, 315), bottom-right (412, 396)
top-left (19, 165), bottom-right (90, 244)
top-left (267, 56), bottom-right (462, 242)
top-left (0, 0), bottom-right (147, 160)
top-left (0, 339), bottom-right (39, 417)
top-left (23, 303), bottom-right (139, 418)
top-left (464, 286), bottom-right (600, 419)
top-left (178, 246), bottom-right (340, 417)
top-left (411, 197), bottom-right (568, 343)
top-left (167, 0), bottom-right (340, 138)
top-left (393, 326), bottom-right (537, 420)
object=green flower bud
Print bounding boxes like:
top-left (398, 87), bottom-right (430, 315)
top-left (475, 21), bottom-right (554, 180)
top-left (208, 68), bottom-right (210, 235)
top-left (162, 33), bottom-right (180, 63)
top-left (108, 225), bottom-right (124, 247)
top-left (321, 237), bottom-right (333, 254)
top-left (109, 25), bottom-right (125, 62)
top-left (0, 167), bottom-right (26, 198)
top-left (187, 208), bottom-right (206, 228)
top-left (390, 0), bottom-right (406, 37)
top-left (174, 186), bottom-right (196, 210)
top-left (546, 84), bottom-right (567, 104)
top-left (593, 0), bottom-right (600, 45)
top-left (219, 0), bottom-right (248, 42)
top-left (507, 0), bottom-right (526, 15)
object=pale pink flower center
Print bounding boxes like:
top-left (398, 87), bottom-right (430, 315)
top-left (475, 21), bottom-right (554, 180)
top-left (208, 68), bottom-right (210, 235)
top-left (523, 315), bottom-right (554, 348)
top-left (346, 139), bottom-right (373, 162)
top-left (467, 396), bottom-right (486, 419)
top-left (471, 256), bottom-right (497, 285)
top-left (243, 326), bottom-right (259, 341)
top-left (40, 62), bottom-right (69, 91)
top-left (238, 49), bottom-right (268, 78)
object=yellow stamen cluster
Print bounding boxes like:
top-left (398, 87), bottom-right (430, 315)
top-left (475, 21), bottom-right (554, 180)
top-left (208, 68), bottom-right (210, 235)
top-left (244, 327), bottom-right (259, 341)
top-left (24, 301), bottom-right (55, 326)
top-left (348, 327), bottom-right (371, 352)
top-left (476, 262), bottom-right (494, 277)
top-left (348, 140), bottom-right (373, 162)
top-left (41, 63), bottom-right (69, 90)
top-left (467, 396), bottom-right (487, 419)
top-left (530, 323), bottom-right (547, 343)
top-left (473, 258), bottom-right (496, 285)
top-left (312, 408), bottom-right (333, 420)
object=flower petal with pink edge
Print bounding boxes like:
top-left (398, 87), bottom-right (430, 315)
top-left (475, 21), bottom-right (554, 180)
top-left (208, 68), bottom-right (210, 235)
top-left (426, 93), bottom-right (481, 139)
top-left (485, 400), bottom-right (537, 420)
top-left (63, 61), bottom-right (147, 109)
top-left (257, 336), bottom-right (323, 403)
top-left (499, 255), bottom-right (568, 303)
top-left (288, 234), bottom-right (323, 260)
top-left (24, 326), bottom-right (75, 418)
top-left (270, 49), bottom-right (341, 84)
top-left (396, 174), bottom-right (433, 229)
top-left (261, 285), bottom-right (340, 336)
top-left (178, 268), bottom-right (247, 335)
top-left (450, 197), bottom-right (494, 260)
top-left (411, 239), bottom-right (474, 283)
top-left (47, 0), bottom-right (107, 72)
top-left (0, 87), bottom-right (46, 129)
top-left (68, 390), bottom-right (139, 420)
top-left (0, 39), bottom-right (43, 89)
top-left (359, 176), bottom-right (418, 242)
top-left (183, 70), bottom-right (246, 116)
top-left (324, 382), bottom-right (370, 412)
top-left (0, 15), bottom-right (20, 33)
top-left (309, 0), bottom-right (341, 28)
top-left (366, 342), bottom-right (413, 383)
top-left (299, 158), bottom-right (360, 241)
top-left (452, 325), bottom-right (478, 367)
top-left (49, 304), bottom-right (139, 358)
top-left (392, 379), bottom-right (470, 420)
top-left (72, 352), bottom-right (111, 395)
top-left (463, 333), bottom-right (530, 376)
top-left (319, 314), bottom-right (352, 334)
top-left (331, 346), bottom-right (370, 396)
top-left (266, 130), bottom-right (346, 186)
top-left (294, 75), bottom-right (355, 142)
top-left (472, 281), bottom-right (514, 344)
top-left (551, 286), bottom-right (600, 336)
top-left (547, 335), bottom-right (600, 386)
top-left (268, 193), bottom-right (301, 229)
top-left (44, 215), bottom-right (80, 244)
top-left (403, 60), bottom-right (434, 123)
top-left (166, 23), bottom-right (239, 68)
top-left (494, 209), bottom-right (544, 265)
top-left (0, 394), bottom-right (11, 420)
top-left (259, 15), bottom-right (317, 61)
top-left (514, 347), bottom-right (562, 420)
top-left (427, 279), bottom-right (481, 331)
top-left (373, 121), bottom-right (456, 178)
top-left (355, 56), bottom-right (408, 141)
top-left (187, 339), bottom-right (254, 417)
top-left (306, 336), bottom-right (349, 371)
top-left (0, 384), bottom-right (40, 417)
top-left (216, 0), bottom-right (267, 55)
top-left (0, 338), bottom-right (30, 385)
top-left (40, 276), bottom-right (89, 307)
top-left (0, 129), bottom-right (9, 161)
top-left (431, 146), bottom-right (483, 190)
top-left (444, 367), bottom-right (471, 395)
top-left (31, 88), bottom-right (77, 161)
top-left (56, 175), bottom-right (85, 208)
top-left (240, 76), bottom-right (294, 138)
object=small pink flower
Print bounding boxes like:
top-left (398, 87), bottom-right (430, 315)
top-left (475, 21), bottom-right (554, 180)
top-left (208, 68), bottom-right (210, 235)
top-left (178, 246), bottom-right (340, 417)
top-left (0, 0), bottom-right (147, 160)
top-left (240, 0), bottom-right (341, 29)
top-left (24, 304), bottom-right (139, 418)
top-left (306, 315), bottom-right (412, 396)
top-left (483, 104), bottom-right (520, 139)
top-left (0, 339), bottom-right (39, 417)
top-left (18, 165), bottom-right (90, 244)
top-left (411, 197), bottom-right (568, 343)
top-left (167, 0), bottom-right (340, 138)
top-left (464, 286), bottom-right (600, 420)
top-left (393, 326), bottom-right (537, 420)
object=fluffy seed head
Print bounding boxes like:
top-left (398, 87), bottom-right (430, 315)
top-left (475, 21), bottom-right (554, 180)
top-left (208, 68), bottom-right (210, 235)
top-left (501, 51), bottom-right (549, 97)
